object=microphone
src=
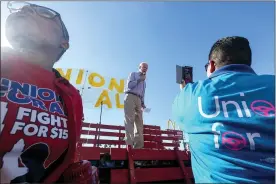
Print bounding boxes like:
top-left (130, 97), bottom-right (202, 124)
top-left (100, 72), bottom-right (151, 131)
top-left (140, 71), bottom-right (146, 75)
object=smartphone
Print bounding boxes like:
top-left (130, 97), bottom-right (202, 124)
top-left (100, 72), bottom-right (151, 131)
top-left (183, 66), bottom-right (193, 84)
top-left (176, 65), bottom-right (193, 84)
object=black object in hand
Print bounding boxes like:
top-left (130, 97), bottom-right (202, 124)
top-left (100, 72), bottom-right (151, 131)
top-left (176, 65), bottom-right (193, 84)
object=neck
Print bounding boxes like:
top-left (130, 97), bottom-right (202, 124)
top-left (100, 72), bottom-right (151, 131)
top-left (4, 47), bottom-right (55, 71)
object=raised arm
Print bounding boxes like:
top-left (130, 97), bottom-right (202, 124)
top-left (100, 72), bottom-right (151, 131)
top-left (127, 72), bottom-right (139, 89)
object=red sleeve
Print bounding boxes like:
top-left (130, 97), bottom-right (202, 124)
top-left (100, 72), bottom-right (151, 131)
top-left (75, 92), bottom-right (83, 142)
top-left (67, 84), bottom-right (84, 162)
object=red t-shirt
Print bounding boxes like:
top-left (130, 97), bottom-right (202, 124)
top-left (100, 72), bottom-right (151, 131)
top-left (0, 59), bottom-right (69, 183)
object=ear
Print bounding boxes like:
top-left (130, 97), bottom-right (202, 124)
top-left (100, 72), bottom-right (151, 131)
top-left (207, 60), bottom-right (216, 78)
top-left (209, 60), bottom-right (216, 73)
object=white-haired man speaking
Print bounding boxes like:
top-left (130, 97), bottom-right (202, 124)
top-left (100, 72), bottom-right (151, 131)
top-left (124, 62), bottom-right (148, 149)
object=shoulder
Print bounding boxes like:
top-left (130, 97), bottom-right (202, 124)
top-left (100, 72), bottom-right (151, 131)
top-left (256, 74), bottom-right (275, 84)
top-left (174, 79), bottom-right (213, 109)
top-left (52, 68), bottom-right (63, 78)
top-left (53, 68), bottom-right (83, 104)
top-left (181, 80), bottom-right (207, 96)
top-left (128, 72), bottom-right (139, 79)
top-left (130, 72), bottom-right (138, 76)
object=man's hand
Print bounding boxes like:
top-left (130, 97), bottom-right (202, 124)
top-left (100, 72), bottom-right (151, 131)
top-left (138, 74), bottom-right (146, 83)
top-left (142, 103), bottom-right (146, 109)
top-left (180, 80), bottom-right (186, 90)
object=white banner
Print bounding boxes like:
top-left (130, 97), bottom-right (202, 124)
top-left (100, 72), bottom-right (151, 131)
top-left (55, 68), bottom-right (126, 110)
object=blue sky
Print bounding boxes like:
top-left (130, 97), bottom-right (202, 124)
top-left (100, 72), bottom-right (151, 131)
top-left (1, 1), bottom-right (275, 131)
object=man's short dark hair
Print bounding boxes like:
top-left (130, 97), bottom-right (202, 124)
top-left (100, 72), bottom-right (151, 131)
top-left (208, 36), bottom-right (252, 68)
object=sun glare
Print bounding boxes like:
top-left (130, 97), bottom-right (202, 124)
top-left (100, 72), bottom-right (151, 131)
top-left (1, 24), bottom-right (12, 48)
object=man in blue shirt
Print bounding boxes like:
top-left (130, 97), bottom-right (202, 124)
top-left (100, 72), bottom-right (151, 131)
top-left (172, 36), bottom-right (275, 183)
top-left (124, 62), bottom-right (148, 149)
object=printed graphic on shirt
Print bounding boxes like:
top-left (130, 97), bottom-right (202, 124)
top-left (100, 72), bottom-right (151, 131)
top-left (0, 78), bottom-right (69, 183)
top-left (0, 78), bottom-right (68, 139)
top-left (198, 92), bottom-right (275, 152)
top-left (198, 92), bottom-right (275, 119)
top-left (1, 139), bottom-right (52, 183)
top-left (1, 139), bottom-right (28, 184)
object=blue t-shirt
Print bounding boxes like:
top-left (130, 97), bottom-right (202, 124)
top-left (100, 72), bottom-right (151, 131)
top-left (172, 64), bottom-right (275, 183)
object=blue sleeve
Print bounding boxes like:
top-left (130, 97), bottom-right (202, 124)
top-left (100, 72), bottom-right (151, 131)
top-left (172, 84), bottom-right (193, 131)
top-left (127, 72), bottom-right (139, 89)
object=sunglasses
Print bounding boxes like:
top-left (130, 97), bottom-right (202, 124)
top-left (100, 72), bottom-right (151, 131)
top-left (204, 63), bottom-right (209, 72)
top-left (7, 1), bottom-right (69, 42)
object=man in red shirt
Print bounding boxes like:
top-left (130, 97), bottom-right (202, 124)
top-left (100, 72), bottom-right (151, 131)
top-left (0, 2), bottom-right (85, 183)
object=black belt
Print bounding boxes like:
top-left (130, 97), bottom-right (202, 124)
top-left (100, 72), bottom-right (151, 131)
top-left (126, 92), bottom-right (141, 98)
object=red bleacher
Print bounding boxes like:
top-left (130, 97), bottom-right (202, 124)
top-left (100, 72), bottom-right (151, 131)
top-left (79, 122), bottom-right (194, 184)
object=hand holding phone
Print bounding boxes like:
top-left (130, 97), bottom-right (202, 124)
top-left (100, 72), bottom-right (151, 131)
top-left (138, 73), bottom-right (146, 83)
top-left (176, 65), bottom-right (193, 84)
top-left (180, 80), bottom-right (186, 90)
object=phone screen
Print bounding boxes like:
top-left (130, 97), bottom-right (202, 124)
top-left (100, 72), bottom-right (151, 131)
top-left (176, 65), bottom-right (193, 84)
top-left (183, 66), bottom-right (193, 84)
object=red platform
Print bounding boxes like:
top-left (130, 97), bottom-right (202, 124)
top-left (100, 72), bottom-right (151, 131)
top-left (79, 122), bottom-right (194, 184)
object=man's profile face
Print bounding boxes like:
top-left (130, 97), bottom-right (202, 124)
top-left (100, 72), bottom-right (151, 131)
top-left (206, 61), bottom-right (215, 78)
top-left (6, 5), bottom-right (64, 49)
top-left (139, 63), bottom-right (148, 74)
